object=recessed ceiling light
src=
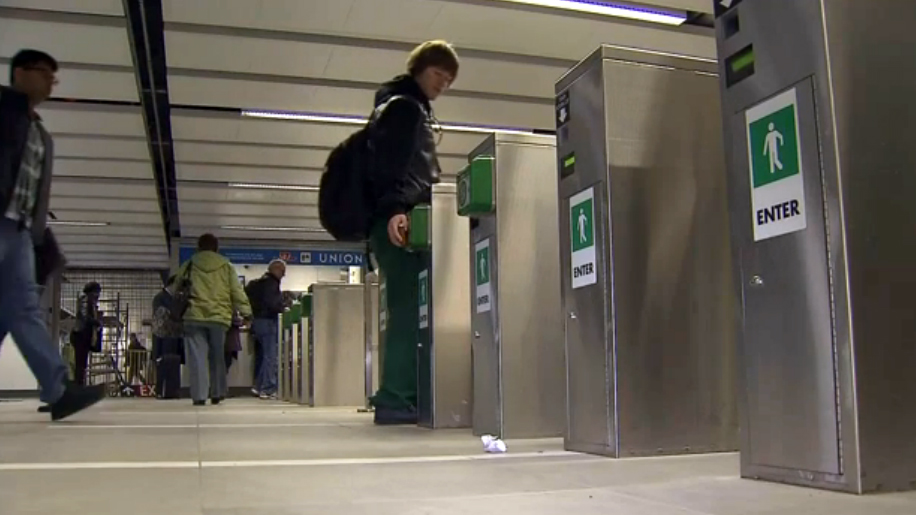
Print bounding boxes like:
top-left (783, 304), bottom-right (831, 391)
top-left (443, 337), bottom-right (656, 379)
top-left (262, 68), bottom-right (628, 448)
top-left (48, 221), bottom-right (111, 227)
top-left (494, 0), bottom-right (687, 25)
top-left (240, 110), bottom-right (535, 136)
top-left (227, 182), bottom-right (319, 192)
top-left (221, 225), bottom-right (326, 233)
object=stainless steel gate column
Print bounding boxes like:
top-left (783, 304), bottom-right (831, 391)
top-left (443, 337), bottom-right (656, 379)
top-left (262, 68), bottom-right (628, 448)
top-left (309, 284), bottom-right (367, 407)
top-left (460, 133), bottom-right (566, 439)
top-left (713, 0), bottom-right (916, 494)
top-left (556, 45), bottom-right (738, 458)
top-left (417, 183), bottom-right (472, 429)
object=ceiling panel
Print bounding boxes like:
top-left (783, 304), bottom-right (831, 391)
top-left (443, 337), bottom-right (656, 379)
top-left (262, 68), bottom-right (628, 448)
top-left (51, 179), bottom-right (157, 200)
top-left (0, 18), bottom-right (131, 66)
top-left (50, 197), bottom-right (160, 214)
top-left (170, 111), bottom-right (488, 156)
top-left (647, 0), bottom-right (712, 12)
top-left (62, 243), bottom-right (166, 254)
top-left (0, 65), bottom-right (138, 102)
top-left (174, 141), bottom-right (327, 168)
top-left (164, 31), bottom-right (568, 99)
top-left (178, 183), bottom-right (317, 205)
top-left (49, 223), bottom-right (164, 237)
top-left (50, 209), bottom-right (162, 226)
top-left (55, 234), bottom-right (166, 246)
top-left (162, 0), bottom-right (714, 60)
top-left (168, 75), bottom-right (551, 129)
top-left (177, 164), bottom-right (322, 186)
top-left (54, 158), bottom-right (152, 180)
top-left (181, 214), bottom-right (320, 229)
top-left (180, 201), bottom-right (318, 219)
top-left (0, 0), bottom-right (125, 16)
top-left (38, 104), bottom-right (146, 137)
top-left (163, 0), bottom-right (355, 34)
top-left (54, 136), bottom-right (149, 160)
top-left (174, 143), bottom-right (466, 177)
top-left (181, 226), bottom-right (335, 242)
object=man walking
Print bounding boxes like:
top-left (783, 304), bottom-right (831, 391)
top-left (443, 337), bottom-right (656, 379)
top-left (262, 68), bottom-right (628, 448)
top-left (0, 49), bottom-right (105, 420)
top-left (366, 40), bottom-right (459, 425)
top-left (245, 259), bottom-right (286, 399)
top-left (175, 234), bottom-right (252, 406)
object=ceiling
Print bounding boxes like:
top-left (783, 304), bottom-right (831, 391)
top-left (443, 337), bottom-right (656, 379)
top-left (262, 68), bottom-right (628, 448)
top-left (0, 0), bottom-right (716, 269)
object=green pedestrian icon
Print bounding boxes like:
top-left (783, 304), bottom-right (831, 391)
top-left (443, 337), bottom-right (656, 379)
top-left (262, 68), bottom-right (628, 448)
top-left (571, 198), bottom-right (594, 252)
top-left (476, 247), bottom-right (489, 285)
top-left (764, 122), bottom-right (784, 174)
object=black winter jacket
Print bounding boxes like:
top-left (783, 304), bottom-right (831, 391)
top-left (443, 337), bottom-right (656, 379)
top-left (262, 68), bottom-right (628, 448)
top-left (369, 75), bottom-right (442, 221)
top-left (245, 273), bottom-right (284, 320)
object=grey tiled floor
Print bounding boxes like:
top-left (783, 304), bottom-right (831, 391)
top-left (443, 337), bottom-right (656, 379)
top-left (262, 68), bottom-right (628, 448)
top-left (0, 398), bottom-right (914, 514)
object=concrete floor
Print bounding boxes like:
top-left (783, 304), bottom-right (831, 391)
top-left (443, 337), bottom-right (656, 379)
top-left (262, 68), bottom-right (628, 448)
top-left (1, 398), bottom-right (914, 514)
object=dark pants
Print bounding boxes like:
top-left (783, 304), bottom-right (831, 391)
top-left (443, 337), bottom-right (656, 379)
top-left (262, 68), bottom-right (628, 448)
top-left (73, 343), bottom-right (90, 386)
top-left (369, 218), bottom-right (425, 410)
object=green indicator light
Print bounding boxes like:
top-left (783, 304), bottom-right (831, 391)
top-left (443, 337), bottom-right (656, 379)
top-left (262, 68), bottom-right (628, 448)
top-left (564, 155), bottom-right (576, 168)
top-left (730, 48), bottom-right (754, 73)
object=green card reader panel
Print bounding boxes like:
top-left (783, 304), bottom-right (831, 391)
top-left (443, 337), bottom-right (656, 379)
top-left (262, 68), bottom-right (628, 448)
top-left (457, 155), bottom-right (495, 217)
top-left (406, 204), bottom-right (432, 251)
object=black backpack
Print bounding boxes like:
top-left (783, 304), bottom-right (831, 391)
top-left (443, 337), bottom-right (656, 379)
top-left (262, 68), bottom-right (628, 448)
top-left (318, 124), bottom-right (376, 241)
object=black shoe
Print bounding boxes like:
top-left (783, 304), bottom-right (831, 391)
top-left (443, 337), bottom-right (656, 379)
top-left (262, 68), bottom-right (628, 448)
top-left (373, 406), bottom-right (418, 426)
top-left (193, 400), bottom-right (206, 406)
top-left (50, 385), bottom-right (105, 422)
top-left (210, 397), bottom-right (221, 405)
top-left (37, 405), bottom-right (51, 413)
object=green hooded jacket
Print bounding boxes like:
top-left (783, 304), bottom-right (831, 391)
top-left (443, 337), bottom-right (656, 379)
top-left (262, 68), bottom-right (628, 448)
top-left (176, 250), bottom-right (251, 327)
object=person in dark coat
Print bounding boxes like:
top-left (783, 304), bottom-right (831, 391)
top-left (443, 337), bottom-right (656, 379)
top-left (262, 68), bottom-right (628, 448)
top-left (71, 281), bottom-right (102, 386)
top-left (245, 260), bottom-right (286, 399)
top-left (365, 40), bottom-right (458, 425)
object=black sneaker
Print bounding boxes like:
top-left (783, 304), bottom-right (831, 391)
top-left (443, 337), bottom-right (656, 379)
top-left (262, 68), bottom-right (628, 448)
top-left (210, 397), bottom-right (221, 405)
top-left (50, 385), bottom-right (105, 421)
top-left (37, 405), bottom-right (51, 413)
top-left (373, 406), bottom-right (418, 426)
top-left (193, 400), bottom-right (206, 406)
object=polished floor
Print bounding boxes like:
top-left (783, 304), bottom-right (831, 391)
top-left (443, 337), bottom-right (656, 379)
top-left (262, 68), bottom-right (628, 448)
top-left (1, 398), bottom-right (914, 514)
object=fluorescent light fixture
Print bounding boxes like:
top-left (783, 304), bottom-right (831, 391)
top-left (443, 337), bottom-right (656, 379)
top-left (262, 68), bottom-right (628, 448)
top-left (494, 0), bottom-right (687, 25)
top-left (221, 225), bottom-right (326, 233)
top-left (48, 221), bottom-right (110, 227)
top-left (228, 182), bottom-right (319, 192)
top-left (241, 110), bottom-right (534, 136)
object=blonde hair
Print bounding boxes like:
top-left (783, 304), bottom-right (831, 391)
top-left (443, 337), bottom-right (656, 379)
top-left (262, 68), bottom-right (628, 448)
top-left (407, 40), bottom-right (459, 78)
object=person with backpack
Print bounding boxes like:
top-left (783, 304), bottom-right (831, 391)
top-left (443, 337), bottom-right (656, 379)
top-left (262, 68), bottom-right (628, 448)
top-left (365, 41), bottom-right (459, 425)
top-left (174, 234), bottom-right (252, 406)
top-left (244, 259), bottom-right (286, 399)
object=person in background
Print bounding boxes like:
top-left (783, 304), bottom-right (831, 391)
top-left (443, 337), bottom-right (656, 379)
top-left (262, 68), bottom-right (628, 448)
top-left (151, 275), bottom-right (184, 399)
top-left (365, 40), bottom-right (458, 425)
top-left (0, 48), bottom-right (104, 420)
top-left (244, 259), bottom-right (286, 400)
top-left (71, 281), bottom-right (102, 386)
top-left (175, 234), bottom-right (251, 406)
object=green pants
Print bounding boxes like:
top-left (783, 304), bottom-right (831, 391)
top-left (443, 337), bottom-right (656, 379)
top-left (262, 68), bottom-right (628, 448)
top-left (370, 219), bottom-right (426, 410)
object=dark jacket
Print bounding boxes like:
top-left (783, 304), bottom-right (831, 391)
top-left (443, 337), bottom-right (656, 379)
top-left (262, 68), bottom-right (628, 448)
top-left (0, 86), bottom-right (54, 244)
top-left (369, 75), bottom-right (441, 221)
top-left (245, 273), bottom-right (284, 320)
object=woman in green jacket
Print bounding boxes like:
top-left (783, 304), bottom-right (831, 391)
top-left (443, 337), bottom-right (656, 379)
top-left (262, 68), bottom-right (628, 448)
top-left (176, 234), bottom-right (252, 406)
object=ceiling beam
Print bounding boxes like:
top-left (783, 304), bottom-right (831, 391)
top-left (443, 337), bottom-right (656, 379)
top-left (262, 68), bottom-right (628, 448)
top-left (123, 0), bottom-right (180, 249)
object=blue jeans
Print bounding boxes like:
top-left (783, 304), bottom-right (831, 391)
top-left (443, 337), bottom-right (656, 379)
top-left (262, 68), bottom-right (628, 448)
top-left (253, 318), bottom-right (278, 395)
top-left (0, 220), bottom-right (67, 403)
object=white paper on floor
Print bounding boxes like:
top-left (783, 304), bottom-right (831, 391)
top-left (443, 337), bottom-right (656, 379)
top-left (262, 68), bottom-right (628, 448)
top-left (481, 434), bottom-right (507, 453)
